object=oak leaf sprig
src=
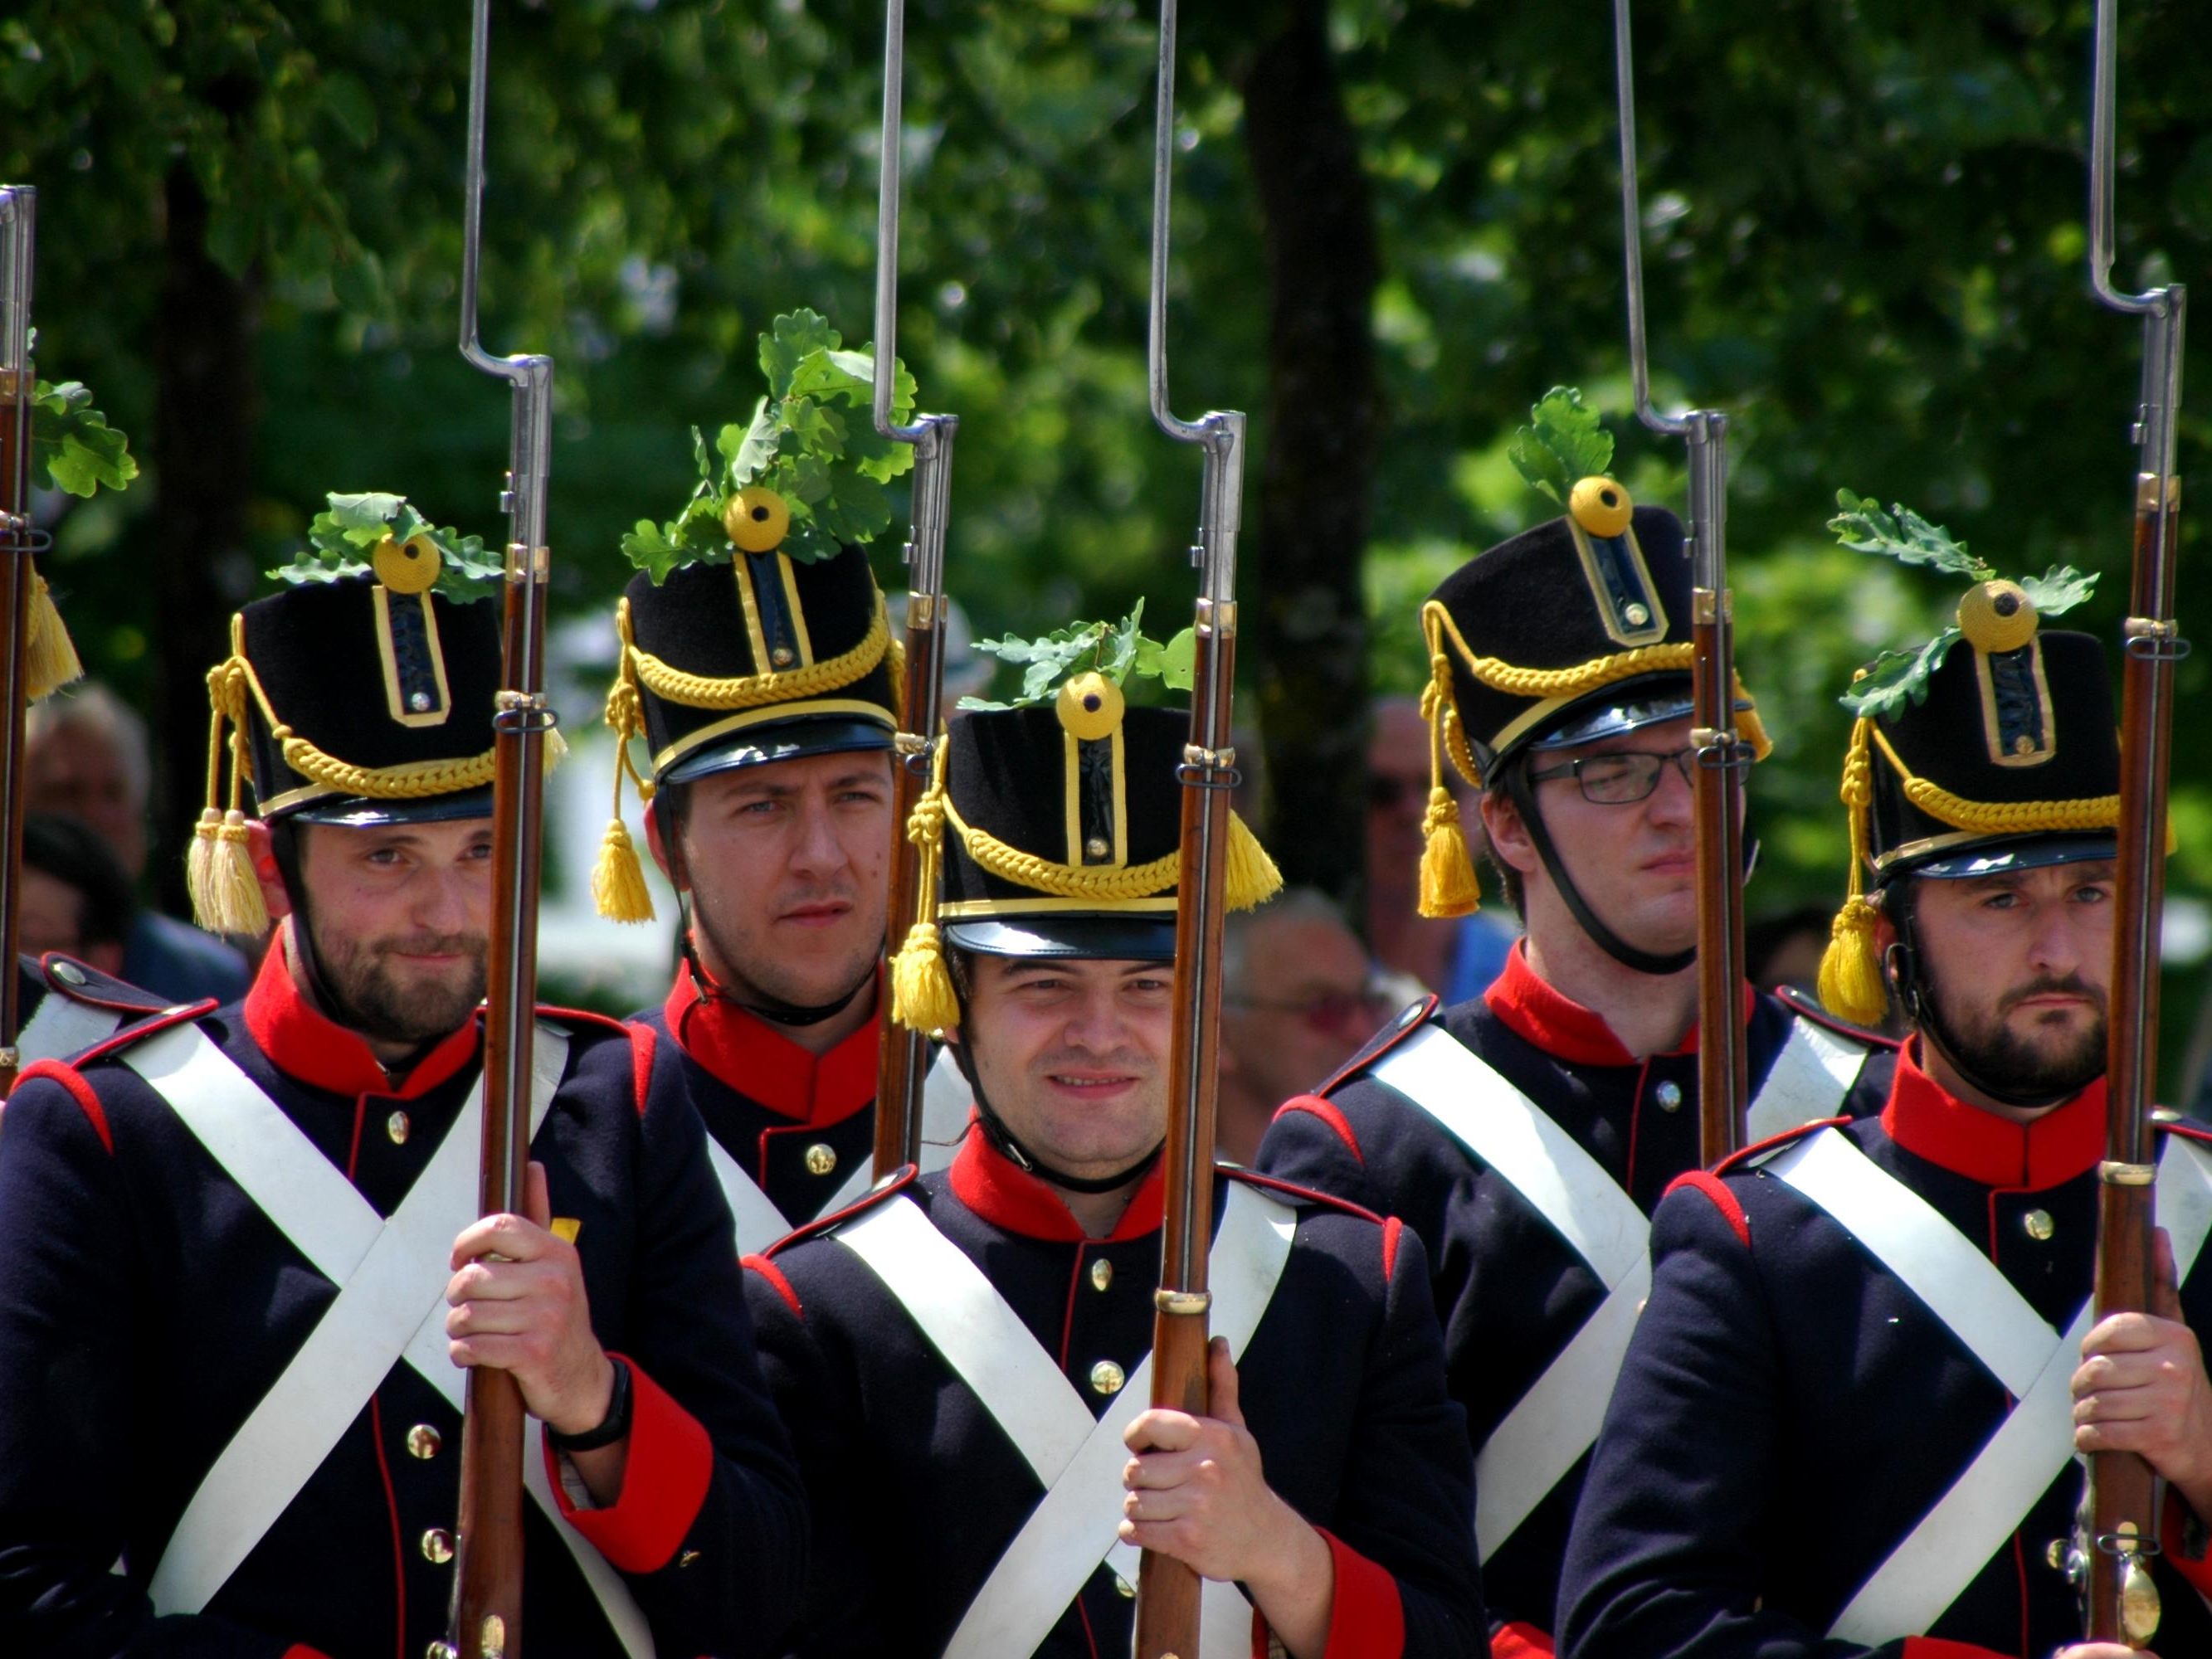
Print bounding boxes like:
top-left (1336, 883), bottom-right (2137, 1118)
top-left (270, 492), bottom-right (501, 601)
top-left (1508, 386), bottom-right (1615, 505)
top-left (959, 601), bottom-right (1196, 711)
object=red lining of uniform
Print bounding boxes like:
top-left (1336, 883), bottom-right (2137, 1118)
top-left (663, 967), bottom-right (879, 1126)
top-left (1318, 994), bottom-right (1436, 1095)
top-left (61, 1000), bottom-right (212, 1070)
top-left (742, 1253), bottom-right (803, 1320)
top-left (543, 1355), bottom-right (711, 1573)
top-left (1775, 983), bottom-right (1900, 1050)
top-left (1898, 1639), bottom-right (2011, 1659)
top-left (1714, 1117), bottom-right (1849, 1177)
top-left (366, 1395), bottom-right (407, 1659)
top-left (627, 1020), bottom-right (656, 1118)
top-left (280, 1647), bottom-right (335, 1659)
top-left (949, 1132), bottom-right (1167, 1243)
top-left (1882, 1040), bottom-right (2103, 1190)
top-left (2161, 1487), bottom-right (2212, 1598)
top-left (1488, 1623), bottom-right (1556, 1658)
top-left (2161, 1121), bottom-right (2212, 1151)
top-left (1310, 1527), bottom-right (1406, 1658)
top-left (1666, 1171), bottom-right (1750, 1247)
top-left (761, 1166), bottom-right (918, 1258)
top-left (1225, 1166), bottom-right (1385, 1226)
top-left (17, 1060), bottom-right (110, 1154)
top-left (1056, 1250), bottom-right (1087, 1370)
top-left (1625, 1058), bottom-right (1651, 1193)
top-left (1271, 1094), bottom-right (1363, 1162)
top-left (246, 937), bottom-right (479, 1100)
top-left (37, 951), bottom-right (175, 1014)
top-left (1381, 1215), bottom-right (1403, 1281)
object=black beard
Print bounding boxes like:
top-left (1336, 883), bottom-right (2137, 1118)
top-left (1927, 972), bottom-right (2108, 1103)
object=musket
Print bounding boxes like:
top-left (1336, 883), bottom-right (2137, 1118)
top-left (441, 2), bottom-right (558, 1654)
top-left (1133, 2), bottom-right (1247, 1652)
top-left (1614, 0), bottom-right (1747, 1163)
top-left (870, 0), bottom-right (960, 1179)
top-left (2077, 0), bottom-right (2186, 1644)
top-left (0, 189), bottom-right (38, 1097)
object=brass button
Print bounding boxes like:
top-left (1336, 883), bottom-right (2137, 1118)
top-left (1090, 1258), bottom-right (1113, 1292)
top-left (678, 1549), bottom-right (702, 1569)
top-left (2023, 1209), bottom-right (2055, 1242)
top-left (387, 1110), bottom-right (410, 1146)
top-left (410, 690), bottom-right (433, 713)
top-left (1624, 602), bottom-right (1650, 626)
top-left (1653, 1080), bottom-right (1683, 1112)
top-left (1114, 1572), bottom-right (1136, 1598)
top-left (771, 645), bottom-right (796, 667)
top-left (51, 960), bottom-right (86, 986)
top-left (2046, 1538), bottom-right (2069, 1571)
top-left (407, 1423), bottom-right (442, 1460)
top-left (1089, 1359), bottom-right (1125, 1396)
top-left (426, 1645), bottom-right (460, 1659)
top-left (1084, 836), bottom-right (1110, 859)
top-left (421, 1527), bottom-right (455, 1564)
top-left (804, 1143), bottom-right (838, 1177)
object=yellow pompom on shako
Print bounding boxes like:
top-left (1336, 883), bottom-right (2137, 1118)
top-left (724, 486), bottom-right (792, 554)
top-left (889, 696), bottom-right (1281, 1034)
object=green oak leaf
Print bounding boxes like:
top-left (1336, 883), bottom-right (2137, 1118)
top-left (1510, 386), bottom-right (1614, 505)
top-left (959, 608), bottom-right (1192, 710)
top-left (1826, 489), bottom-right (1990, 580)
top-left (761, 309), bottom-right (838, 401)
top-left (280, 493), bottom-right (496, 601)
top-left (30, 379), bottom-right (139, 498)
top-left (1159, 626), bottom-right (1196, 692)
top-left (1839, 628), bottom-right (1963, 718)
top-left (2020, 565), bottom-right (2097, 618)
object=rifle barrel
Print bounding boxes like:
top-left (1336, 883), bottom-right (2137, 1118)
top-left (0, 186), bottom-right (35, 1095)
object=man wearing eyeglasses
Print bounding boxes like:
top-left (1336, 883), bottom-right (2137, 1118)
top-left (1257, 478), bottom-right (1896, 1658)
top-left (1217, 888), bottom-right (1393, 1164)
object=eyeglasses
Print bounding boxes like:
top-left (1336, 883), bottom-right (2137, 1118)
top-left (1526, 747), bottom-right (1698, 805)
top-left (1226, 982), bottom-right (1396, 1034)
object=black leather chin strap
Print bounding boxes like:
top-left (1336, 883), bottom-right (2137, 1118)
top-left (1504, 763), bottom-right (1695, 977)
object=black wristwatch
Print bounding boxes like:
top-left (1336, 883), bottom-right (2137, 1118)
top-left (548, 1356), bottom-right (632, 1452)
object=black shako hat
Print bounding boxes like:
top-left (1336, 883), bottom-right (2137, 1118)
top-left (1408, 483), bottom-right (1770, 929)
top-left (187, 567), bottom-right (506, 935)
top-left (1817, 585), bottom-right (2122, 1026)
top-left (886, 692), bottom-right (1281, 1033)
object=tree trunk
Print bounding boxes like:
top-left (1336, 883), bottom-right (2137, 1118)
top-left (1237, 0), bottom-right (1379, 917)
top-left (151, 165), bottom-right (258, 917)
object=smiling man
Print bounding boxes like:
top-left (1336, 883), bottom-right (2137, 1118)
top-left (602, 535), bottom-right (964, 1251)
top-left (742, 693), bottom-right (1483, 1657)
top-left (1559, 580), bottom-right (2212, 1657)
top-left (1257, 479), bottom-right (1894, 1656)
top-left (0, 557), bottom-right (804, 1658)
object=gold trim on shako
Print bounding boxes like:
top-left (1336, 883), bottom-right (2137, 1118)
top-left (1976, 635), bottom-right (2058, 769)
top-left (1060, 726), bottom-right (1129, 868)
top-left (1484, 690), bottom-right (1584, 769)
top-left (1565, 514), bottom-right (1669, 649)
top-left (777, 554), bottom-right (817, 669)
top-left (650, 697), bottom-right (898, 776)
top-left (938, 896), bottom-right (1180, 917)
top-left (733, 557), bottom-right (773, 673)
top-left (372, 586), bottom-right (456, 729)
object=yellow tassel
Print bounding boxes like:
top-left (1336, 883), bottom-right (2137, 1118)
top-left (24, 573), bottom-right (83, 702)
top-left (188, 809), bottom-right (268, 936)
top-left (591, 818), bottom-right (655, 923)
top-left (890, 920), bottom-right (962, 1034)
top-left (1225, 811), bottom-right (1284, 912)
top-left (1817, 897), bottom-right (1889, 1027)
top-left (542, 726), bottom-right (568, 774)
top-left (1418, 786), bottom-right (1481, 918)
top-left (1733, 679), bottom-right (1774, 761)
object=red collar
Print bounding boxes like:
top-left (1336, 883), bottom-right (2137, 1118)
top-left (1483, 940), bottom-right (1754, 1066)
top-left (664, 969), bottom-right (879, 1126)
top-left (948, 1131), bottom-right (1167, 1243)
top-left (244, 926), bottom-right (480, 1100)
top-left (1881, 1040), bottom-right (2105, 1190)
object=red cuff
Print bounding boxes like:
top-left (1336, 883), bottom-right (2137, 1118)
top-left (1900, 1640), bottom-right (2012, 1658)
top-left (2162, 1487), bottom-right (2212, 1601)
top-left (541, 1355), bottom-right (713, 1574)
top-left (1262, 1528), bottom-right (1401, 1659)
top-left (282, 1647), bottom-right (334, 1659)
top-left (1489, 1621), bottom-right (1555, 1657)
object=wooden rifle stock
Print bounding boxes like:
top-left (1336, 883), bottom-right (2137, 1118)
top-left (0, 187), bottom-right (37, 1097)
top-left (445, 2), bottom-right (556, 1649)
top-left (872, 590), bottom-right (940, 1176)
top-left (1683, 416), bottom-right (1748, 1167)
top-left (2085, 456), bottom-right (2185, 1649)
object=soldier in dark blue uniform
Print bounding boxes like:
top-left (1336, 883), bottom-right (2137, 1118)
top-left (1255, 476), bottom-right (1893, 1657)
top-left (744, 680), bottom-right (1485, 1657)
top-left (596, 465), bottom-right (964, 1252)
top-left (1557, 564), bottom-right (2212, 1658)
top-left (0, 532), bottom-right (805, 1659)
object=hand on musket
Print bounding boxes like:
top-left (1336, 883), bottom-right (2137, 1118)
top-left (447, 1159), bottom-right (626, 1504)
top-left (2074, 1227), bottom-right (2212, 1525)
top-left (1122, 1335), bottom-right (1333, 1657)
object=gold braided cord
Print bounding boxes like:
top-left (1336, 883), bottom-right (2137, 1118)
top-left (1422, 599), bottom-right (1695, 698)
top-left (624, 591), bottom-right (891, 712)
top-left (943, 796), bottom-right (1182, 899)
top-left (1868, 724), bottom-right (2119, 834)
